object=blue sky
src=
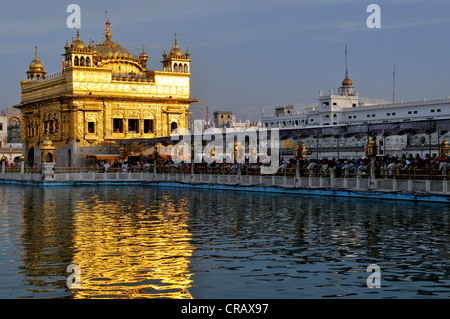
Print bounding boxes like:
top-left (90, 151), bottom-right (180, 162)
top-left (1, 0), bottom-right (449, 121)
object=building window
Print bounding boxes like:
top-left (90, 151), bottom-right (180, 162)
top-left (333, 102), bottom-right (337, 106)
top-left (353, 115), bottom-right (356, 118)
top-left (349, 116), bottom-right (352, 119)
top-left (387, 113), bottom-right (391, 116)
top-left (437, 109), bottom-right (441, 112)
top-left (431, 109), bottom-right (435, 113)
top-left (352, 104), bottom-right (356, 107)
top-left (333, 114), bottom-right (337, 117)
top-left (367, 114), bottom-right (370, 118)
top-left (408, 111), bottom-right (412, 114)
top-left (128, 119), bottom-right (139, 133)
top-left (113, 119), bottom-right (123, 133)
top-left (88, 122), bottom-right (95, 133)
top-left (0, 123), bottom-right (2, 131)
top-left (170, 122), bottom-right (178, 132)
top-left (372, 114), bottom-right (375, 117)
top-left (413, 111), bottom-right (418, 114)
top-left (144, 119), bottom-right (154, 134)
top-left (392, 112), bottom-right (396, 115)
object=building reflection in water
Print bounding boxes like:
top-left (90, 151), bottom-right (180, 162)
top-left (69, 188), bottom-right (194, 298)
top-left (11, 185), bottom-right (448, 299)
top-left (18, 187), bottom-right (194, 299)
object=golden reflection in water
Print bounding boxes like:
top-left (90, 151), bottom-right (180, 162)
top-left (69, 191), bottom-right (194, 299)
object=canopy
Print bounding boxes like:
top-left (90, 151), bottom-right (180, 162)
top-left (86, 154), bottom-right (121, 160)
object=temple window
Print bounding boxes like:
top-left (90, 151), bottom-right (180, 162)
top-left (113, 119), bottom-right (123, 133)
top-left (170, 121), bottom-right (178, 132)
top-left (128, 119), bottom-right (139, 133)
top-left (88, 122), bottom-right (95, 133)
top-left (144, 119), bottom-right (154, 134)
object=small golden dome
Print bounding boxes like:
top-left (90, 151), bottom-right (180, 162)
top-left (42, 139), bottom-right (54, 147)
top-left (70, 28), bottom-right (87, 51)
top-left (139, 45), bottom-right (148, 60)
top-left (342, 74), bottom-right (352, 86)
top-left (167, 33), bottom-right (185, 59)
top-left (29, 47), bottom-right (44, 71)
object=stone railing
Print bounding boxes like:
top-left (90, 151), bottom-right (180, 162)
top-left (1, 162), bottom-right (448, 197)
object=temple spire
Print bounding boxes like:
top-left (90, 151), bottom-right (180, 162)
top-left (345, 44), bottom-right (348, 78)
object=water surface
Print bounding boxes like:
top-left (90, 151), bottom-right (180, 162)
top-left (0, 185), bottom-right (448, 298)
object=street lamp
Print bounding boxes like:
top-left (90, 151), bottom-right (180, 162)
top-left (1, 155), bottom-right (6, 174)
top-left (233, 142), bottom-right (244, 175)
top-left (365, 133), bottom-right (378, 188)
top-left (294, 140), bottom-right (307, 180)
top-left (440, 137), bottom-right (449, 157)
top-left (153, 146), bottom-right (158, 175)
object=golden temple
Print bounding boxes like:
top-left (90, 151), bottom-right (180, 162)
top-left (14, 19), bottom-right (199, 167)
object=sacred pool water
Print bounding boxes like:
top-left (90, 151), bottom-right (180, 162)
top-left (0, 185), bottom-right (448, 299)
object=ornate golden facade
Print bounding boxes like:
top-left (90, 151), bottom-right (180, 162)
top-left (14, 20), bottom-right (198, 167)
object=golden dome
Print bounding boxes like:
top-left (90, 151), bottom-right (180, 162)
top-left (342, 74), bottom-right (352, 86)
top-left (29, 47), bottom-right (44, 72)
top-left (167, 33), bottom-right (185, 59)
top-left (95, 45), bottom-right (135, 60)
top-left (42, 139), bottom-right (54, 147)
top-left (95, 20), bottom-right (136, 61)
top-left (139, 45), bottom-right (148, 60)
top-left (70, 28), bottom-right (87, 51)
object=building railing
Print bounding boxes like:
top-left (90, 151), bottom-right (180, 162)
top-left (41, 164), bottom-right (450, 181)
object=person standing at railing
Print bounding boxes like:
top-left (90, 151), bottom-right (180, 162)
top-left (386, 158), bottom-right (396, 175)
top-left (104, 161), bottom-right (110, 172)
top-left (439, 158), bottom-right (449, 176)
top-left (395, 159), bottom-right (403, 177)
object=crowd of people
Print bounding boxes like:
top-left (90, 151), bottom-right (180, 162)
top-left (92, 152), bottom-right (450, 179)
top-left (280, 153), bottom-right (450, 178)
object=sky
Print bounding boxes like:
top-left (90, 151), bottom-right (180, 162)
top-left (1, 0), bottom-right (449, 122)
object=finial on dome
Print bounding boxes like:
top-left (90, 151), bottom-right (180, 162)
top-left (341, 44), bottom-right (353, 87)
top-left (174, 33), bottom-right (178, 47)
top-left (105, 19), bottom-right (112, 41)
